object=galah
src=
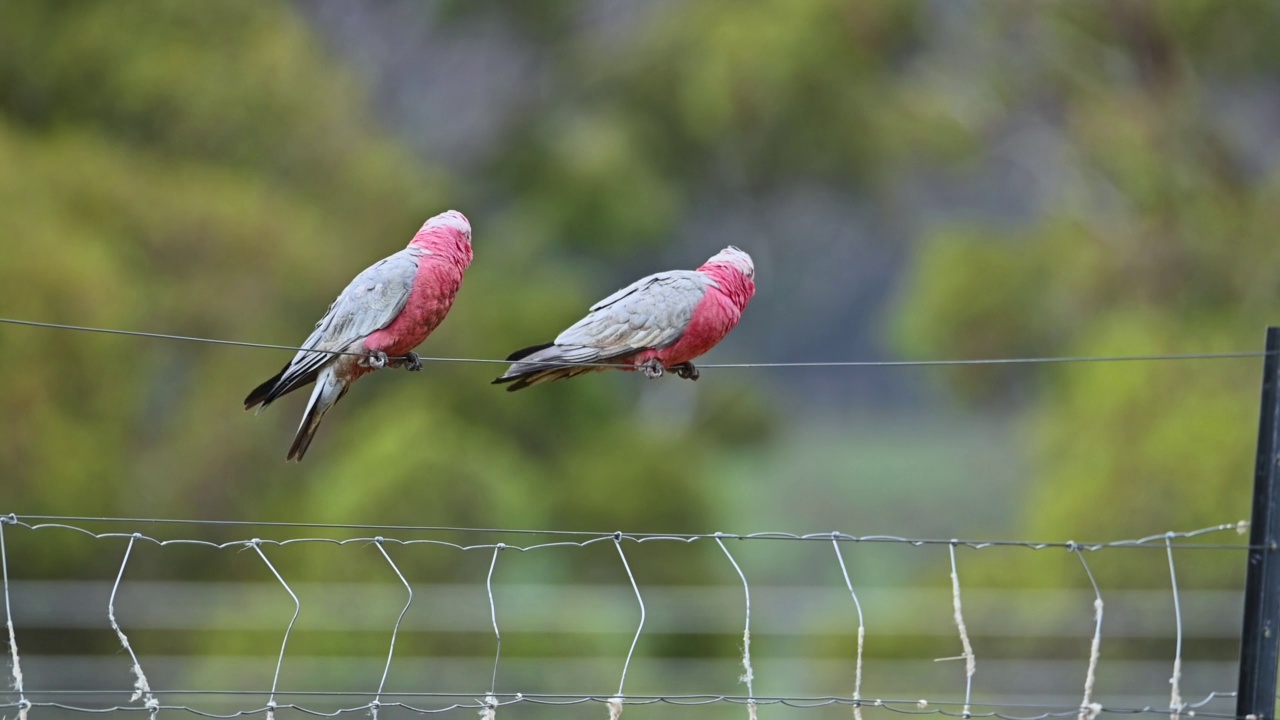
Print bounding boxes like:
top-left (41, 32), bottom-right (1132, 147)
top-left (245, 210), bottom-right (473, 461)
top-left (493, 246), bottom-right (755, 391)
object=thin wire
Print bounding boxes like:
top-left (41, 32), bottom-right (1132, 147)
top-left (0, 701), bottom-right (1243, 720)
top-left (715, 535), bottom-right (757, 718)
top-left (0, 689), bottom-right (1246, 720)
top-left (1166, 536), bottom-right (1185, 720)
top-left (946, 542), bottom-right (976, 718)
top-left (0, 686), bottom-right (1233, 702)
top-left (613, 535), bottom-right (645, 698)
top-left (107, 535), bottom-right (155, 711)
top-left (0, 517), bottom-right (26, 717)
top-left (0, 317), bottom-right (376, 361)
top-left (699, 352), bottom-right (1273, 369)
top-left (0, 316), bottom-right (1271, 369)
top-left (833, 533), bottom-right (867, 720)
top-left (7, 689), bottom-right (1238, 708)
top-left (249, 541), bottom-right (299, 718)
top-left (372, 539), bottom-right (412, 717)
top-left (3, 515), bottom-right (1256, 551)
top-left (1072, 544), bottom-right (1104, 720)
top-left (485, 544), bottom-right (503, 698)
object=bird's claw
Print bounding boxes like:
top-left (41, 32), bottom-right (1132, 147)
top-left (639, 358), bottom-right (666, 379)
top-left (672, 362), bottom-right (700, 381)
top-left (396, 351), bottom-right (424, 372)
top-left (364, 351), bottom-right (390, 369)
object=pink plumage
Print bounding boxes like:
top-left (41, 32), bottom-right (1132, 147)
top-left (245, 210), bottom-right (473, 461)
top-left (494, 246), bottom-right (755, 391)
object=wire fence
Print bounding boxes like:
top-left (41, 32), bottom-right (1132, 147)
top-left (0, 515), bottom-right (1256, 719)
top-left (0, 320), bottom-right (1273, 718)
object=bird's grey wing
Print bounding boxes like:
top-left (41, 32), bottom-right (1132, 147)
top-left (492, 271), bottom-right (710, 388)
top-left (275, 249), bottom-right (423, 389)
top-left (310, 249), bottom-right (423, 346)
top-left (555, 270), bottom-right (709, 356)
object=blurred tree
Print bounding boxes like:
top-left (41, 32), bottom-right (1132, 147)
top-left (0, 0), bottom-right (771, 585)
top-left (485, 0), bottom-right (946, 250)
top-left (8, 0), bottom-right (1277, 694)
top-left (893, 0), bottom-right (1280, 586)
top-left (0, 0), bottom-right (785, 680)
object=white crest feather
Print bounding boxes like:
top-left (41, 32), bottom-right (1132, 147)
top-left (706, 246), bottom-right (753, 278)
top-left (420, 209), bottom-right (471, 240)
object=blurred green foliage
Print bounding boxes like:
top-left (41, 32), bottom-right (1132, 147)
top-left (3, 0), bottom-right (1279, 698)
top-left (892, 0), bottom-right (1280, 586)
top-left (0, 0), bottom-right (771, 585)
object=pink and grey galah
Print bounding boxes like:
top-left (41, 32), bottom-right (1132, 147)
top-left (493, 246), bottom-right (755, 391)
top-left (245, 210), bottom-right (473, 461)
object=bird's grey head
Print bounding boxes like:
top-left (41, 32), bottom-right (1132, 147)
top-left (707, 245), bottom-right (754, 279)
top-left (421, 209), bottom-right (472, 243)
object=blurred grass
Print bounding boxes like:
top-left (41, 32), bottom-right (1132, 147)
top-left (707, 412), bottom-right (1027, 585)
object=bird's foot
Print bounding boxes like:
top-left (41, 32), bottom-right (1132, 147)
top-left (639, 358), bottom-right (666, 379)
top-left (363, 351), bottom-right (390, 369)
top-left (672, 362), bottom-right (700, 381)
top-left (390, 351), bottom-right (423, 372)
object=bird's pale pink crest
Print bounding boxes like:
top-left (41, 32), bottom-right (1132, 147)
top-left (702, 245), bottom-right (754, 279)
top-left (411, 209), bottom-right (472, 249)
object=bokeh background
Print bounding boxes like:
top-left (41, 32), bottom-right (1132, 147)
top-left (2, 0), bottom-right (1279, 717)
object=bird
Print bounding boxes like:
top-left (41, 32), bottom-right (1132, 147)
top-left (245, 209), bottom-right (473, 461)
top-left (493, 246), bottom-right (754, 391)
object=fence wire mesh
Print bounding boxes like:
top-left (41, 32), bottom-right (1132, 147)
top-left (0, 515), bottom-right (1258, 719)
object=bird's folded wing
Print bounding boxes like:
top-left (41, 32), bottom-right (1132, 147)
top-left (556, 270), bottom-right (708, 355)
top-left (277, 250), bottom-right (423, 385)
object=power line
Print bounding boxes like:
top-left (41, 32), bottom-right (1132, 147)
top-left (0, 316), bottom-right (1271, 369)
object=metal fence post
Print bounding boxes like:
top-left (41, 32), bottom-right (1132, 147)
top-left (1238, 326), bottom-right (1280, 720)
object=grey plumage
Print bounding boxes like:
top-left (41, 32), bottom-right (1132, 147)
top-left (244, 248), bottom-right (426, 411)
top-left (494, 270), bottom-right (710, 390)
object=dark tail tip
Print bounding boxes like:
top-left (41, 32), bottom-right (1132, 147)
top-left (244, 364), bottom-right (288, 411)
top-left (498, 370), bottom-right (566, 392)
top-left (492, 342), bottom-right (555, 390)
top-left (284, 381), bottom-right (349, 462)
top-left (505, 342), bottom-right (554, 362)
top-left (286, 401), bottom-right (326, 462)
top-left (503, 378), bottom-right (531, 392)
top-left (286, 423), bottom-right (315, 462)
top-left (244, 384), bottom-right (272, 411)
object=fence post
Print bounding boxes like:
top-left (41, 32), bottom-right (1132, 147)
top-left (1238, 326), bottom-right (1280, 720)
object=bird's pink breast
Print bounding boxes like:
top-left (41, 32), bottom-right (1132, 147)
top-left (635, 291), bottom-right (742, 367)
top-left (363, 257), bottom-right (465, 357)
top-left (632, 262), bottom-right (754, 369)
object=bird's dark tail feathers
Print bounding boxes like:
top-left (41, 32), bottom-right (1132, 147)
top-left (505, 342), bottom-right (555, 363)
top-left (286, 369), bottom-right (347, 461)
top-left (491, 342), bottom-right (607, 392)
top-left (245, 363), bottom-right (319, 411)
